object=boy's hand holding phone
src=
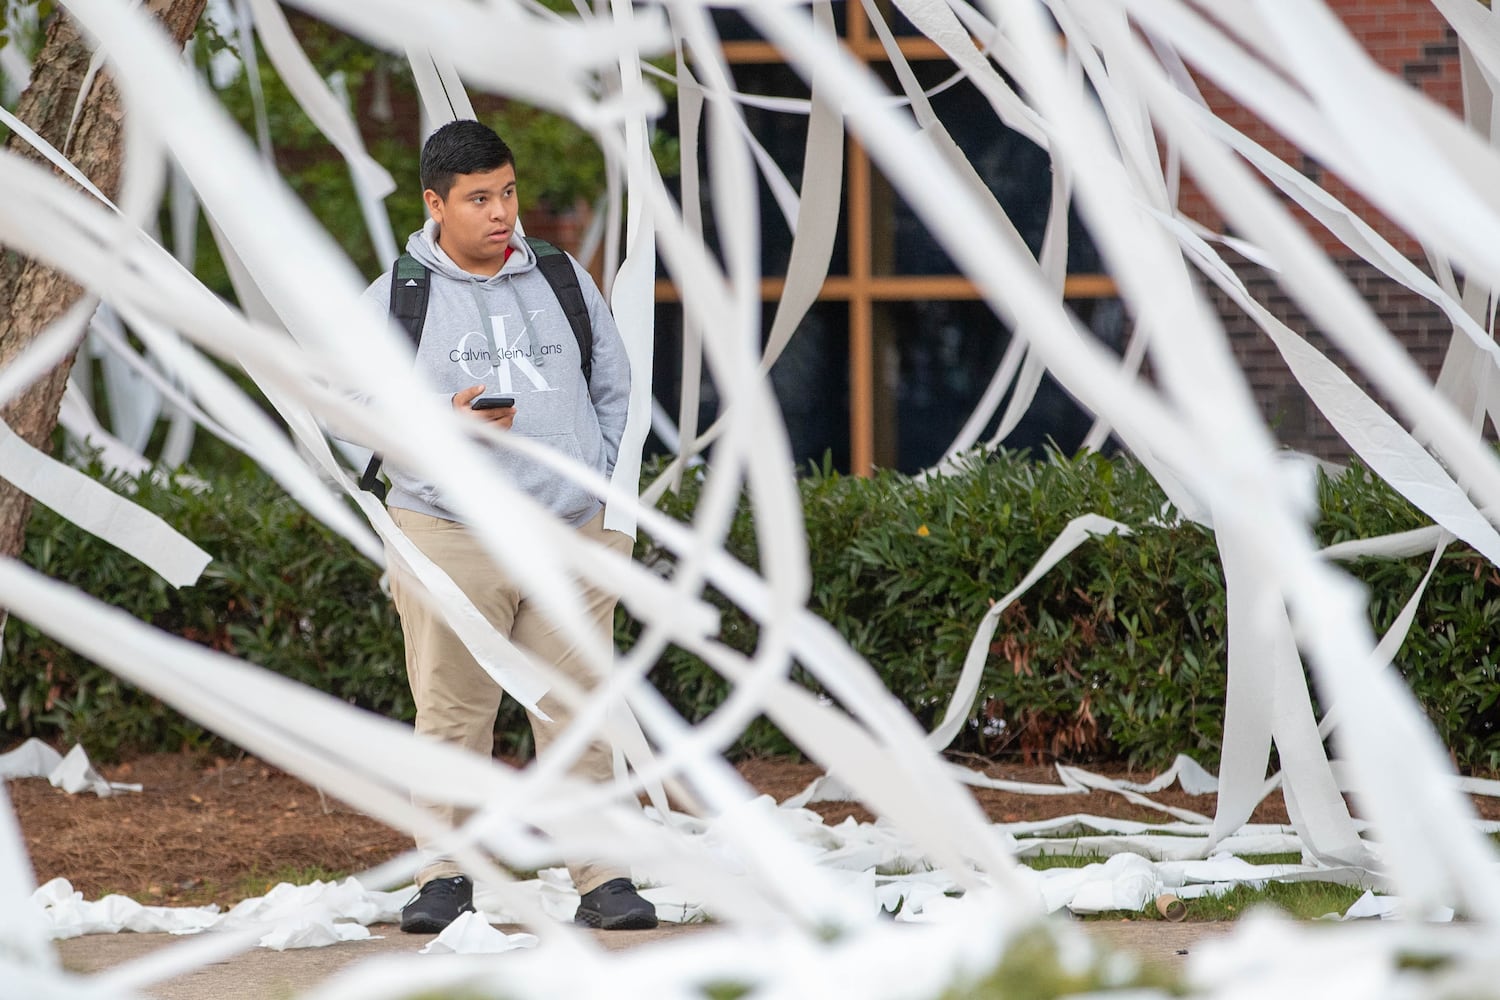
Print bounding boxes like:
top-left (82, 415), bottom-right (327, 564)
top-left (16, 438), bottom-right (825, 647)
top-left (454, 385), bottom-right (515, 428)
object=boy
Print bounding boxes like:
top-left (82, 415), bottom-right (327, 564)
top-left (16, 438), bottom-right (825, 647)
top-left (363, 119), bottom-right (654, 933)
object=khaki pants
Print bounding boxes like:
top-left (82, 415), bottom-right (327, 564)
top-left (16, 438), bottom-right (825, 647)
top-left (387, 506), bottom-right (632, 895)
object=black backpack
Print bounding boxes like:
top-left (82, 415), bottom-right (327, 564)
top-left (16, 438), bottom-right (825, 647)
top-left (358, 237), bottom-right (594, 500)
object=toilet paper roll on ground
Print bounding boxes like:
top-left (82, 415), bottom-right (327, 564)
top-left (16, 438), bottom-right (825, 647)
top-left (1155, 893), bottom-right (1186, 921)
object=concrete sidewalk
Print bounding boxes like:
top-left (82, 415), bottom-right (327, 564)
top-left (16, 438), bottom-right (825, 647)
top-left (57, 923), bottom-right (711, 999)
top-left (55, 920), bottom-right (1237, 999)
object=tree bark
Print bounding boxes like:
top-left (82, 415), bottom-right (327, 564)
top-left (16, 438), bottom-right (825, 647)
top-left (0, 0), bottom-right (207, 561)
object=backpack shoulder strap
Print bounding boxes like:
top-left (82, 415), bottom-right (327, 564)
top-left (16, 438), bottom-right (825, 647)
top-left (361, 256), bottom-right (430, 499)
top-left (525, 237), bottom-right (594, 382)
top-left (389, 254), bottom-right (430, 348)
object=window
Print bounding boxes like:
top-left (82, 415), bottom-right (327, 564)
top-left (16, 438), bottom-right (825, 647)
top-left (654, 3), bottom-right (1119, 474)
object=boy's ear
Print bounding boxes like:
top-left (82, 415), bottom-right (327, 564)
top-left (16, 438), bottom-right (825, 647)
top-left (422, 188), bottom-right (444, 221)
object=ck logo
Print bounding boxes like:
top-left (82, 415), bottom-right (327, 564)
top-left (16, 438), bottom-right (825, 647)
top-left (448, 312), bottom-right (562, 392)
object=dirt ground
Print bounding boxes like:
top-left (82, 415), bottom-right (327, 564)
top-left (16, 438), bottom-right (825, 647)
top-left (5, 746), bottom-right (1307, 910)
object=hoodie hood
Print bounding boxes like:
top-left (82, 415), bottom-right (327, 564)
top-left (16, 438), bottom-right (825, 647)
top-left (408, 218), bottom-right (537, 284)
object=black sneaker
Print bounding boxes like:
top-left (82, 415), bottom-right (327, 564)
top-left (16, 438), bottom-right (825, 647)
top-left (400, 875), bottom-right (475, 934)
top-left (573, 877), bottom-right (659, 930)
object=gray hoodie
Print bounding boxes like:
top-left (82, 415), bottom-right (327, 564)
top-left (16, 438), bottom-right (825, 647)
top-left (361, 220), bottom-right (631, 527)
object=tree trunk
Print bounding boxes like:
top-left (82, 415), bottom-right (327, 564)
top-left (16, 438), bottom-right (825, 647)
top-left (0, 0), bottom-right (207, 561)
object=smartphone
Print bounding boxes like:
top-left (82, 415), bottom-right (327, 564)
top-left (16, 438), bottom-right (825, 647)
top-left (470, 394), bottom-right (515, 411)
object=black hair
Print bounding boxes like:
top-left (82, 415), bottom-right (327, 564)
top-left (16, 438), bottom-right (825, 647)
top-left (419, 120), bottom-right (515, 200)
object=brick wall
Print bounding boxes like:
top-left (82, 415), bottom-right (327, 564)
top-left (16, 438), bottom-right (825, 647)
top-left (1179, 2), bottom-right (1469, 458)
top-left (1208, 257), bottom-right (1453, 458)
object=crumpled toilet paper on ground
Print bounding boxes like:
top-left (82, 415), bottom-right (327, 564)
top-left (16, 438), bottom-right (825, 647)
top-left (35, 876), bottom-right (404, 950)
top-left (419, 910), bottom-right (538, 954)
top-left (1035, 852), bottom-right (1160, 915)
top-left (258, 917), bottom-right (375, 950)
top-left (212, 877), bottom-right (406, 931)
top-left (1010, 849), bottom-right (1384, 918)
top-left (32, 775), bottom-right (1399, 951)
top-left (469, 867), bottom-right (578, 925)
top-left (0, 738), bottom-right (64, 780)
top-left (34, 878), bottom-right (220, 939)
top-left (1326, 890), bottom-right (1453, 923)
top-left (213, 877), bottom-right (406, 950)
top-left (0, 739), bottom-right (140, 796)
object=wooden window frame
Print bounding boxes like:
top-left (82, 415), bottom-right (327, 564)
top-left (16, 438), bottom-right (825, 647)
top-left (656, 5), bottom-right (1117, 474)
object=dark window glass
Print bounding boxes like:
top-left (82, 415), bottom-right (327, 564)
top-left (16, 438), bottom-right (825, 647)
top-left (651, 302), bottom-right (851, 472)
top-left (873, 64), bottom-right (1104, 275)
top-left (882, 297), bottom-right (1125, 472)
top-left (658, 62), bottom-right (849, 279)
top-left (711, 4), bottom-right (849, 42)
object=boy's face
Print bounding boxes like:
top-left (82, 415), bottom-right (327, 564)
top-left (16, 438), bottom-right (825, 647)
top-left (423, 164), bottom-right (518, 276)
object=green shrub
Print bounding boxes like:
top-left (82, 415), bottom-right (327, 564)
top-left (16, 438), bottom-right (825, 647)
top-left (632, 450), bottom-right (1500, 772)
top-left (636, 451), bottom-right (1231, 766)
top-left (5, 451), bottom-right (1498, 774)
top-left (621, 465), bottom-right (794, 757)
top-left (3, 465), bottom-right (411, 759)
top-left (1318, 465), bottom-right (1500, 772)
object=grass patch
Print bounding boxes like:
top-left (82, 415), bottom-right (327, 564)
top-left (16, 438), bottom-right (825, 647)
top-left (1237, 853), bottom-right (1303, 866)
top-left (1161, 881), bottom-right (1367, 922)
top-left (104, 864), bottom-right (356, 909)
top-left (232, 864), bottom-right (351, 894)
top-left (943, 925), bottom-right (1180, 999)
top-left (1015, 850), bottom-right (1367, 922)
top-left (1019, 851), bottom-right (1105, 870)
top-left (699, 984), bottom-right (754, 1000)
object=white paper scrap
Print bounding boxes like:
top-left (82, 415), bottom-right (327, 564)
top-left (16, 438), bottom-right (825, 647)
top-left (1056, 853), bottom-right (1160, 915)
top-left (34, 880), bottom-right (220, 939)
top-left (259, 918), bottom-right (373, 951)
top-left (418, 911), bottom-right (538, 955)
top-left (534, 868), bottom-right (582, 924)
top-left (1341, 890), bottom-right (1398, 921)
top-left (0, 738), bottom-right (63, 780)
top-left (214, 877), bottom-right (401, 931)
top-left (781, 773), bottom-right (856, 808)
top-left (48, 745), bottom-right (141, 797)
top-left (1335, 889), bottom-right (1455, 923)
top-left (878, 879), bottom-right (949, 921)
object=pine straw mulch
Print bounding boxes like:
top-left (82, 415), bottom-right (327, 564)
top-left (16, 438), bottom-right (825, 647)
top-left (4, 747), bottom-right (1324, 910)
